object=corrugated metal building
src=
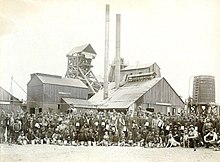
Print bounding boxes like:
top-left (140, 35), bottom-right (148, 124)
top-left (90, 77), bottom-right (184, 116)
top-left (27, 73), bottom-right (88, 114)
top-left (0, 86), bottom-right (23, 114)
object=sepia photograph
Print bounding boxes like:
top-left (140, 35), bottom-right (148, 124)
top-left (0, 0), bottom-right (220, 161)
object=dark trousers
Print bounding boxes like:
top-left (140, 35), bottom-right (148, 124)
top-left (189, 138), bottom-right (197, 148)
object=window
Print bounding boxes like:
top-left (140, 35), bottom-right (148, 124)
top-left (30, 108), bottom-right (35, 114)
top-left (39, 108), bottom-right (42, 113)
top-left (172, 108), bottom-right (176, 115)
top-left (146, 108), bottom-right (154, 112)
top-left (167, 107), bottom-right (171, 116)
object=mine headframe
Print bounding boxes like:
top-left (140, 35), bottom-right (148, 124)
top-left (65, 44), bottom-right (102, 97)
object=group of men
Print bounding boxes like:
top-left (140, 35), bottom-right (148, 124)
top-left (0, 109), bottom-right (220, 151)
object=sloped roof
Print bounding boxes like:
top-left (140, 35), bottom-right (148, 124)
top-left (89, 78), bottom-right (163, 109)
top-left (32, 73), bottom-right (88, 89)
top-left (121, 62), bottom-right (159, 71)
top-left (0, 86), bottom-right (20, 103)
top-left (62, 98), bottom-right (95, 109)
top-left (67, 44), bottom-right (97, 55)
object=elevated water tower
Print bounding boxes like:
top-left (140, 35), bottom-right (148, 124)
top-left (190, 75), bottom-right (216, 115)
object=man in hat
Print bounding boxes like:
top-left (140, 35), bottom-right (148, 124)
top-left (0, 110), bottom-right (6, 143)
top-left (188, 125), bottom-right (198, 151)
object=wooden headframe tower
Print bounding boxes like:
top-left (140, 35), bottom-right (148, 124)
top-left (65, 44), bottom-right (102, 97)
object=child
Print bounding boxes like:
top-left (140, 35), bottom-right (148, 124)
top-left (182, 129), bottom-right (189, 148)
top-left (17, 131), bottom-right (29, 145)
top-left (136, 132), bottom-right (144, 147)
top-left (26, 128), bottom-right (35, 144)
top-left (71, 131), bottom-right (77, 146)
top-left (51, 129), bottom-right (61, 145)
top-left (111, 131), bottom-right (119, 146)
top-left (154, 134), bottom-right (163, 148)
top-left (119, 131), bottom-right (126, 146)
top-left (126, 131), bottom-right (133, 146)
top-left (145, 131), bottom-right (154, 148)
top-left (100, 131), bottom-right (110, 146)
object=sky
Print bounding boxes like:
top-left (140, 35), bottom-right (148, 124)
top-left (0, 0), bottom-right (219, 103)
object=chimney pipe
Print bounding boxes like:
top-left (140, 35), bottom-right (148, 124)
top-left (104, 4), bottom-right (110, 100)
top-left (115, 14), bottom-right (121, 89)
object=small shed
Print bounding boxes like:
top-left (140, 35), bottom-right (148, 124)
top-left (0, 86), bottom-right (23, 114)
top-left (61, 98), bottom-right (97, 114)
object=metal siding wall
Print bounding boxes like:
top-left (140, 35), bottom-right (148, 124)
top-left (154, 105), bottom-right (167, 114)
top-left (43, 84), bottom-right (88, 108)
top-left (143, 79), bottom-right (184, 108)
top-left (27, 86), bottom-right (43, 110)
top-left (0, 88), bottom-right (11, 101)
top-left (27, 75), bottom-right (44, 110)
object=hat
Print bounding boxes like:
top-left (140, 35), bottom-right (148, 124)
top-left (35, 123), bottom-right (40, 129)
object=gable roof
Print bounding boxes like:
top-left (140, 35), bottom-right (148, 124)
top-left (90, 77), bottom-right (184, 109)
top-left (0, 86), bottom-right (20, 103)
top-left (90, 78), bottom-right (163, 109)
top-left (67, 44), bottom-right (97, 55)
top-left (30, 73), bottom-right (88, 89)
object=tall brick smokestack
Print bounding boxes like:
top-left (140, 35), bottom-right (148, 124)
top-left (115, 14), bottom-right (121, 89)
top-left (104, 4), bottom-right (110, 100)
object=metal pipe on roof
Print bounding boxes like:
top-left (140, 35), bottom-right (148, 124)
top-left (104, 4), bottom-right (110, 100)
top-left (115, 14), bottom-right (121, 89)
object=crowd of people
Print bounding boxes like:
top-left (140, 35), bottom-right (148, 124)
top-left (0, 109), bottom-right (220, 151)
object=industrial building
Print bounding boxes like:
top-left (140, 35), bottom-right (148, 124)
top-left (108, 61), bottom-right (161, 82)
top-left (193, 75), bottom-right (215, 104)
top-left (189, 75), bottom-right (217, 115)
top-left (90, 69), bottom-right (184, 116)
top-left (0, 86), bottom-right (23, 114)
top-left (120, 62), bottom-right (161, 81)
top-left (27, 73), bottom-right (89, 114)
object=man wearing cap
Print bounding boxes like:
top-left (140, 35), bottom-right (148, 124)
top-left (188, 125), bottom-right (198, 151)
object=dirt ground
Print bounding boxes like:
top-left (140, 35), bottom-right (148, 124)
top-left (0, 144), bottom-right (220, 162)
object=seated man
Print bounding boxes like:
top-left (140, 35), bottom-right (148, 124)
top-left (17, 131), bottom-right (29, 145)
top-left (204, 128), bottom-right (219, 151)
top-left (188, 125), bottom-right (198, 151)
